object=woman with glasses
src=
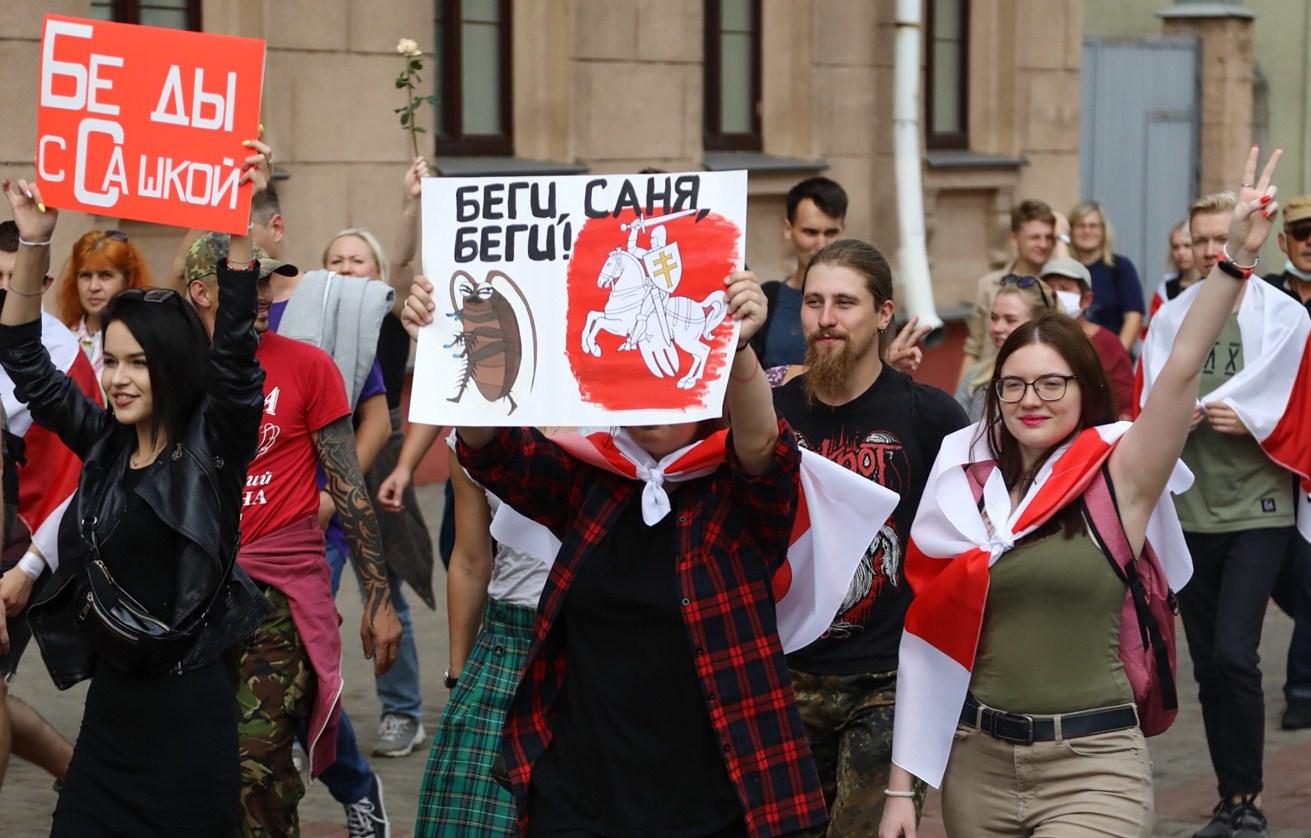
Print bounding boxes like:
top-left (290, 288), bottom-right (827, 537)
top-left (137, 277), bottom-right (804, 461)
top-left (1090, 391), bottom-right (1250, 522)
top-left (1068, 201), bottom-right (1146, 353)
top-left (880, 148), bottom-right (1284, 837)
top-left (0, 140), bottom-right (275, 837)
top-left (53, 228), bottom-right (151, 378)
top-left (954, 275), bottom-right (1056, 421)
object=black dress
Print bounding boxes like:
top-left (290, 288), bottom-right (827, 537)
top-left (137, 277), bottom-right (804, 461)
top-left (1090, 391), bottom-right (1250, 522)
top-left (51, 462), bottom-right (239, 838)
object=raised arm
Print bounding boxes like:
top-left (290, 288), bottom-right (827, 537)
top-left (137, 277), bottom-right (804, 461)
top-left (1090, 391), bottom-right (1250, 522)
top-left (1110, 146), bottom-right (1283, 551)
top-left (0, 180), bottom-right (109, 458)
top-left (723, 270), bottom-right (778, 474)
top-left (387, 156), bottom-right (429, 318)
top-left (314, 416), bottom-right (402, 675)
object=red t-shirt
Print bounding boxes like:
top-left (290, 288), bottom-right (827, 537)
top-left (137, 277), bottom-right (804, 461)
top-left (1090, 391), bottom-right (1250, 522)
top-left (240, 331), bottom-right (351, 545)
top-left (1089, 324), bottom-right (1135, 418)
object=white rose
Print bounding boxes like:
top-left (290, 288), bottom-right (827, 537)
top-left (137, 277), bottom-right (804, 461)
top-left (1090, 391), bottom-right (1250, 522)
top-left (396, 38), bottom-right (421, 57)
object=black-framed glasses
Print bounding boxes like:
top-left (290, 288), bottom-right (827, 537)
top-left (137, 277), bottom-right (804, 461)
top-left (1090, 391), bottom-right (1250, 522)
top-left (995, 374), bottom-right (1078, 403)
top-left (1287, 222), bottom-right (1311, 243)
top-left (999, 274), bottom-right (1051, 309)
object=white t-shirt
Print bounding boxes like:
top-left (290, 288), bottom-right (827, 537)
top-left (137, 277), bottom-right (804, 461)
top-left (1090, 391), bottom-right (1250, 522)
top-left (484, 490), bottom-right (550, 608)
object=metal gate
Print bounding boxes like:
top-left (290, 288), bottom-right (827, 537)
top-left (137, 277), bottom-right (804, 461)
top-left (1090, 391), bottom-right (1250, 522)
top-left (1081, 37), bottom-right (1200, 299)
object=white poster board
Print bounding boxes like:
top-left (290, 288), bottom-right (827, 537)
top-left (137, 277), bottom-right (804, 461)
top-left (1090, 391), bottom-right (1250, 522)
top-left (410, 170), bottom-right (747, 426)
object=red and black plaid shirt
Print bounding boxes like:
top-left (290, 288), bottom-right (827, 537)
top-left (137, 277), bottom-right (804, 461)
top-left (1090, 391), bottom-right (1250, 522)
top-left (457, 422), bottom-right (827, 838)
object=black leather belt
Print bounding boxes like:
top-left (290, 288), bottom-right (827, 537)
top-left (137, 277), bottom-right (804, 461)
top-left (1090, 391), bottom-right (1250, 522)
top-left (960, 695), bottom-right (1138, 745)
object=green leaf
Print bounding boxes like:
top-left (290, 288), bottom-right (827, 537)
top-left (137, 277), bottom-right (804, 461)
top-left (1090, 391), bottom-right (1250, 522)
top-left (424, 94), bottom-right (440, 106)
top-left (409, 59), bottom-right (422, 72)
top-left (400, 111), bottom-right (411, 126)
top-left (413, 126), bottom-right (427, 134)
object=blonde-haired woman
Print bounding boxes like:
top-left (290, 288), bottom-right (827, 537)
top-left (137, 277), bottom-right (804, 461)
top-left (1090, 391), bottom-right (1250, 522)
top-left (955, 275), bottom-right (1057, 421)
top-left (1069, 201), bottom-right (1145, 352)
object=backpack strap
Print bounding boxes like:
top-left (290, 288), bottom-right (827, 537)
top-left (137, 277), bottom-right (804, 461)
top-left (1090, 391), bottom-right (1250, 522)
top-left (1081, 465), bottom-right (1179, 712)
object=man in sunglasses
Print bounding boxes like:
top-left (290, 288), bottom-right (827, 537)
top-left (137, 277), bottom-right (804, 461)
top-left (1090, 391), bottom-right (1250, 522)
top-left (1264, 196), bottom-right (1311, 315)
top-left (1263, 196), bottom-right (1311, 735)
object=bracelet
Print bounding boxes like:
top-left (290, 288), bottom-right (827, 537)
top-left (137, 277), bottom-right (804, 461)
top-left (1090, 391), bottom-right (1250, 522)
top-left (18, 237), bottom-right (51, 247)
top-left (884, 788), bottom-right (916, 798)
top-left (736, 340), bottom-right (752, 353)
top-left (6, 284), bottom-right (45, 297)
top-left (1221, 243), bottom-right (1258, 271)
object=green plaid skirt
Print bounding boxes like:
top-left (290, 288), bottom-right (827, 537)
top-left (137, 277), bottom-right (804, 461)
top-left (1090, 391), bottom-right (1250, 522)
top-left (415, 598), bottom-right (535, 837)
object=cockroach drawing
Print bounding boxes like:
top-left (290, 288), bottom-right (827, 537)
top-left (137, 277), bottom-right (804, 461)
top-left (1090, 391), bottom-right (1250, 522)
top-left (446, 269), bottom-right (538, 414)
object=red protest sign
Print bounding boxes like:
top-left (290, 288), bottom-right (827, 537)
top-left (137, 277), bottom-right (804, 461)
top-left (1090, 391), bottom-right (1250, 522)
top-left (35, 15), bottom-right (265, 234)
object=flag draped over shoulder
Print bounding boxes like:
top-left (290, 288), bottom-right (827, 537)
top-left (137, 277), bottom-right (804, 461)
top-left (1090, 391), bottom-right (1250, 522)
top-left (1138, 278), bottom-right (1311, 539)
top-left (1, 313), bottom-right (102, 568)
top-left (485, 427), bottom-right (900, 654)
top-left (892, 421), bottom-right (1193, 788)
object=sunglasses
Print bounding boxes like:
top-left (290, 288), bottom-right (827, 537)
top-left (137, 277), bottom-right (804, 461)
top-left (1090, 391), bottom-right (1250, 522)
top-left (104, 230), bottom-right (128, 243)
top-left (1286, 222), bottom-right (1311, 243)
top-left (116, 288), bottom-right (189, 314)
top-left (999, 274), bottom-right (1052, 309)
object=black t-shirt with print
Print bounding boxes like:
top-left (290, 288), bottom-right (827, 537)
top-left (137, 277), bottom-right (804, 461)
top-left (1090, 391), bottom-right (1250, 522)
top-left (774, 365), bottom-right (968, 675)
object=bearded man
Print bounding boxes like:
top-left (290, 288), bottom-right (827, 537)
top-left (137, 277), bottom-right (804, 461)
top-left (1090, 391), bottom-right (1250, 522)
top-left (770, 239), bottom-right (967, 835)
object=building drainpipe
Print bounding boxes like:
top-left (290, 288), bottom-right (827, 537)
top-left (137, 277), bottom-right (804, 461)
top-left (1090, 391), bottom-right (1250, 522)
top-left (892, 0), bottom-right (943, 333)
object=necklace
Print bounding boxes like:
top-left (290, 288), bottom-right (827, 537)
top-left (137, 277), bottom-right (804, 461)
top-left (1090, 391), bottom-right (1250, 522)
top-left (130, 444), bottom-right (165, 469)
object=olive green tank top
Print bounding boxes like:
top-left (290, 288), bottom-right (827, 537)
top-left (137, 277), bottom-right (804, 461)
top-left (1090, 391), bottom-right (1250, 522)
top-left (970, 528), bottom-right (1133, 715)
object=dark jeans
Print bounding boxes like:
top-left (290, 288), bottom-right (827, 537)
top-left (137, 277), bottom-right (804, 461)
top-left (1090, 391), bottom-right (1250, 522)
top-left (1271, 533), bottom-right (1311, 708)
top-left (1179, 526), bottom-right (1293, 798)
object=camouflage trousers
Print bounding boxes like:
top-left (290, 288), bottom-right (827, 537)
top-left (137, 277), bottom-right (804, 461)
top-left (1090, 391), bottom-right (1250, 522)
top-left (788, 669), bottom-right (927, 837)
top-left (234, 587), bottom-right (313, 838)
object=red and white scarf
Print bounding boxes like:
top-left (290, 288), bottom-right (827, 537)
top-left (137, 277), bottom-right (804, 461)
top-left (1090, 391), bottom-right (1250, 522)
top-left (485, 428), bottom-right (901, 654)
top-left (1, 313), bottom-right (102, 572)
top-left (892, 422), bottom-right (1193, 788)
top-left (1138, 277), bottom-right (1311, 539)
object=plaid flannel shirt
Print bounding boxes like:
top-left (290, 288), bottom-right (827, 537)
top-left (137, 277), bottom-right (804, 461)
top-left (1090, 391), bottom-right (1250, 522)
top-left (456, 421), bottom-right (828, 838)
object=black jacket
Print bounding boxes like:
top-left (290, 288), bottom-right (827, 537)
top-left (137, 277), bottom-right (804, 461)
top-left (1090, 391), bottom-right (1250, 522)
top-left (0, 261), bottom-right (271, 688)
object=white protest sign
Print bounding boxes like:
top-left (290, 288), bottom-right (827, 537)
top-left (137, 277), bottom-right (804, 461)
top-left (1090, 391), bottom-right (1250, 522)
top-left (411, 170), bottom-right (747, 426)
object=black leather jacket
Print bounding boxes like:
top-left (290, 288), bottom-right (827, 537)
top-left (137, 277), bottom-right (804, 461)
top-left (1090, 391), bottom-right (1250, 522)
top-left (0, 261), bottom-right (271, 688)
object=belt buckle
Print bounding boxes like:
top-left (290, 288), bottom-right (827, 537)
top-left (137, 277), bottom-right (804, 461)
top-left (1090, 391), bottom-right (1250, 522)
top-left (994, 712), bottom-right (1036, 745)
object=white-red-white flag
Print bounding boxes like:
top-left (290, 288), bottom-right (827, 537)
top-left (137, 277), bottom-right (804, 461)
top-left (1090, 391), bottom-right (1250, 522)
top-left (485, 428), bottom-right (900, 654)
top-left (1, 313), bottom-right (102, 569)
top-left (1138, 278), bottom-right (1311, 538)
top-left (892, 422), bottom-right (1192, 788)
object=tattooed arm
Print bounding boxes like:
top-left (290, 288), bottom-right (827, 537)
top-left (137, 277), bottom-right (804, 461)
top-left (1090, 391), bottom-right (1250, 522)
top-left (314, 415), bottom-right (402, 676)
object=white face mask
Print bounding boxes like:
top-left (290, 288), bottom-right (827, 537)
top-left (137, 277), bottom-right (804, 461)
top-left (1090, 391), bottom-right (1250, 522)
top-left (1055, 289), bottom-right (1084, 318)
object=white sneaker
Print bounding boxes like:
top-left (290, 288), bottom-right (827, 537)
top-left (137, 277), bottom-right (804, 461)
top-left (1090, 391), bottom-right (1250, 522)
top-left (372, 713), bottom-right (426, 758)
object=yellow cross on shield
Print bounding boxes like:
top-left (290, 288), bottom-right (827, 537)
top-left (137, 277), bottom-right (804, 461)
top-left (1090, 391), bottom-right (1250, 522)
top-left (642, 243), bottom-right (683, 293)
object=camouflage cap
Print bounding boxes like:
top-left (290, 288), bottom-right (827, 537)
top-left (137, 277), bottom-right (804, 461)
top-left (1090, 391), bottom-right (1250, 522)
top-left (185, 232), bottom-right (298, 282)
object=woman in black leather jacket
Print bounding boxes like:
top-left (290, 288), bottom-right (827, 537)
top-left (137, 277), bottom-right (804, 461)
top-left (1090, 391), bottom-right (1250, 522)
top-left (0, 143), bottom-right (273, 837)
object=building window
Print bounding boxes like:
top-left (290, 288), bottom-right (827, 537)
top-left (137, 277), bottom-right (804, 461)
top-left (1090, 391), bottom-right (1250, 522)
top-left (926, 0), bottom-right (968, 149)
top-left (433, 0), bottom-right (514, 156)
top-left (704, 0), bottom-right (762, 152)
top-left (89, 0), bottom-right (202, 30)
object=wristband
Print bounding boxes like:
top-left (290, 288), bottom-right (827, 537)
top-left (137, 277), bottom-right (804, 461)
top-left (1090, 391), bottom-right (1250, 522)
top-left (736, 340), bottom-right (752, 353)
top-left (18, 237), bottom-right (51, 247)
top-left (1221, 244), bottom-right (1258, 272)
top-left (1216, 259), bottom-right (1253, 281)
top-left (883, 788), bottom-right (916, 798)
top-left (17, 551), bottom-right (45, 580)
top-left (443, 669), bottom-right (458, 689)
top-left (1057, 233), bottom-right (1071, 246)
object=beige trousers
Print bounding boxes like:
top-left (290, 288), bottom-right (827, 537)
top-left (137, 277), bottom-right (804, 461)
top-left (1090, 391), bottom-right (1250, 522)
top-left (940, 723), bottom-right (1153, 837)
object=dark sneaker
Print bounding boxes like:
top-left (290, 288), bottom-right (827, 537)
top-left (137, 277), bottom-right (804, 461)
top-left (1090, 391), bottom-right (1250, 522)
top-left (1193, 799), bottom-right (1233, 838)
top-left (344, 772), bottom-right (390, 838)
top-left (1281, 702), bottom-right (1311, 730)
top-left (1231, 799), bottom-right (1269, 838)
top-left (373, 713), bottom-right (426, 757)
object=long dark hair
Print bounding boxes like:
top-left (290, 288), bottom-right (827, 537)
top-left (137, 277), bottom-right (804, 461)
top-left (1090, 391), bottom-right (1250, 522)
top-left (979, 313), bottom-right (1116, 536)
top-left (101, 290), bottom-right (211, 448)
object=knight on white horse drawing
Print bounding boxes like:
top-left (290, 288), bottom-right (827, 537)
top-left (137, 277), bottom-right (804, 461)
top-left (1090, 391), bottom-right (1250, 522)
top-left (580, 212), bottom-right (729, 389)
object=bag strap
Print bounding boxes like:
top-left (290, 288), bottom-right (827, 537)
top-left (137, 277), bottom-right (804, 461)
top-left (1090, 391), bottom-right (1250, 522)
top-left (1080, 465), bottom-right (1179, 712)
